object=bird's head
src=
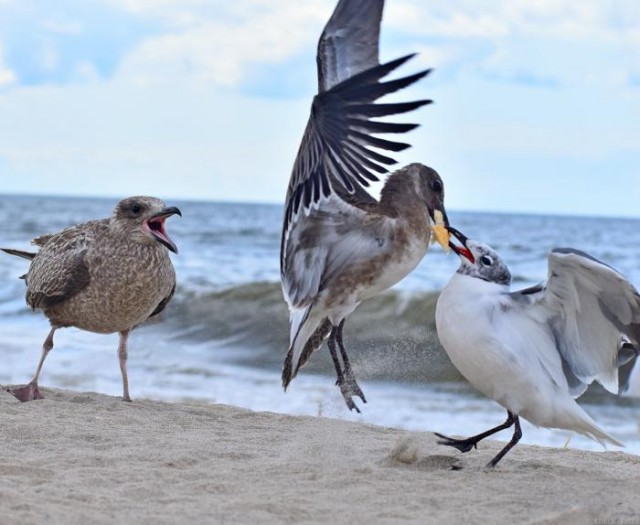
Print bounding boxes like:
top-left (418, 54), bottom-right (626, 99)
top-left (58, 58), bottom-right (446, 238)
top-left (401, 163), bottom-right (450, 251)
top-left (447, 227), bottom-right (511, 286)
top-left (113, 196), bottom-right (182, 253)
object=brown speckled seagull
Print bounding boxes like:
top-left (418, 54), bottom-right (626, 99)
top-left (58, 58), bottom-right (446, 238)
top-left (280, 0), bottom-right (451, 412)
top-left (1, 196), bottom-right (181, 402)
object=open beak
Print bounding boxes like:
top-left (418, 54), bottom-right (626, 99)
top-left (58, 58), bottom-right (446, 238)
top-left (430, 208), bottom-right (451, 252)
top-left (447, 226), bottom-right (475, 263)
top-left (146, 206), bottom-right (182, 253)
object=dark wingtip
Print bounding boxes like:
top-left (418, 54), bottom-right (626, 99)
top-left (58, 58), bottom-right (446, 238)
top-left (385, 53), bottom-right (417, 69)
top-left (282, 353), bottom-right (293, 390)
top-left (0, 248), bottom-right (37, 261)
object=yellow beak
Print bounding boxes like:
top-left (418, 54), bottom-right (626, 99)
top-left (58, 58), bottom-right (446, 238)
top-left (431, 210), bottom-right (450, 253)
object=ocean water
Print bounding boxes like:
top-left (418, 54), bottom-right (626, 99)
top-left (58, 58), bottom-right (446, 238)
top-left (1, 194), bottom-right (640, 456)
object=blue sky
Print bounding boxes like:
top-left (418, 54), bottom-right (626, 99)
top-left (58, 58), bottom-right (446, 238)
top-left (0, 0), bottom-right (638, 217)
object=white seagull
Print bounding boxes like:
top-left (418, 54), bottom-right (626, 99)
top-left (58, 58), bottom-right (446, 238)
top-left (434, 227), bottom-right (639, 467)
top-left (280, 0), bottom-right (451, 412)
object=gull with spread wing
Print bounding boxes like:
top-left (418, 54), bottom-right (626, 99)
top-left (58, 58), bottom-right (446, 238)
top-left (280, 0), bottom-right (450, 412)
top-left (434, 228), bottom-right (639, 467)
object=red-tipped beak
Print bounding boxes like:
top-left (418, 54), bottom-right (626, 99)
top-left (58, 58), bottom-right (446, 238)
top-left (447, 226), bottom-right (474, 263)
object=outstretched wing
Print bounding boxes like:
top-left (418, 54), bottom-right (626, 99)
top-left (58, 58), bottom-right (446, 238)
top-left (317, 0), bottom-right (384, 92)
top-left (24, 222), bottom-right (103, 310)
top-left (537, 248), bottom-right (640, 394)
top-left (281, 55), bottom-right (431, 243)
top-left (281, 0), bottom-right (432, 306)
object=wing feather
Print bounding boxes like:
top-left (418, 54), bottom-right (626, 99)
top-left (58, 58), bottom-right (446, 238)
top-left (317, 0), bottom-right (384, 92)
top-left (24, 222), bottom-right (103, 310)
top-left (282, 196), bottom-right (393, 309)
top-left (538, 248), bottom-right (640, 394)
top-left (281, 55), bottom-right (431, 268)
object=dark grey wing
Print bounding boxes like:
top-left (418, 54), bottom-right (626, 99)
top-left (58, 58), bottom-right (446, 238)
top-left (281, 56), bottom-right (431, 279)
top-left (24, 222), bottom-right (102, 310)
top-left (317, 0), bottom-right (384, 92)
top-left (536, 248), bottom-right (640, 394)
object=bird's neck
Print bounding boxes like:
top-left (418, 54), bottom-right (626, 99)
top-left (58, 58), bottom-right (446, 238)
top-left (448, 272), bottom-right (510, 300)
top-left (379, 172), bottom-right (427, 223)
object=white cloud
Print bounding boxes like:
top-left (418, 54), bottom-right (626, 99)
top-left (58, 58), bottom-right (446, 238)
top-left (389, 0), bottom-right (639, 44)
top-left (40, 19), bottom-right (84, 35)
top-left (102, 0), bottom-right (640, 93)
top-left (114, 2), bottom-right (329, 87)
top-left (0, 0), bottom-right (638, 218)
top-left (0, 44), bottom-right (16, 87)
top-left (0, 69), bottom-right (15, 86)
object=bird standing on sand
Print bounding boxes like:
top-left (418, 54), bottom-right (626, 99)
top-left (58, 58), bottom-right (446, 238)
top-left (434, 227), bottom-right (639, 467)
top-left (280, 0), bottom-right (451, 412)
top-left (2, 196), bottom-right (181, 403)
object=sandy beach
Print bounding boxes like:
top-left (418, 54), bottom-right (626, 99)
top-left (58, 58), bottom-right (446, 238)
top-left (0, 388), bottom-right (639, 524)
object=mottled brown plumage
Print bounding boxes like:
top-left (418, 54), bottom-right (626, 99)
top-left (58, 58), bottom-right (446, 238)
top-left (1, 196), bottom-right (181, 402)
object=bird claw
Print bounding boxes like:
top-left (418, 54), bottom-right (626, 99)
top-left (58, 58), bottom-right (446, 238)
top-left (485, 459), bottom-right (499, 469)
top-left (7, 383), bottom-right (44, 402)
top-left (336, 376), bottom-right (367, 413)
top-left (434, 432), bottom-right (478, 454)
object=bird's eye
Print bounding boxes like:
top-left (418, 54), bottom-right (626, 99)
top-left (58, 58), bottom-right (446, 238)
top-left (480, 255), bottom-right (492, 266)
top-left (131, 204), bottom-right (142, 214)
top-left (430, 180), bottom-right (443, 192)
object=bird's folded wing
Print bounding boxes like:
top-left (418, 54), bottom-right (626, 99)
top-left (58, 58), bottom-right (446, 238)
top-left (317, 0), bottom-right (384, 92)
top-left (281, 197), bottom-right (393, 308)
top-left (148, 282), bottom-right (176, 319)
top-left (25, 225), bottom-right (98, 310)
top-left (540, 248), bottom-right (640, 394)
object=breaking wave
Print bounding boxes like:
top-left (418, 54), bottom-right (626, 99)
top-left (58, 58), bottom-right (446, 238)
top-left (160, 281), bottom-right (462, 383)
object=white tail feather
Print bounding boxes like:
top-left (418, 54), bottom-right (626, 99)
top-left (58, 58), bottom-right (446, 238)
top-left (287, 306), bottom-right (324, 376)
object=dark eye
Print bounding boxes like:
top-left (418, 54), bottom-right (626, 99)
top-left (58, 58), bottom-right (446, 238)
top-left (131, 204), bottom-right (142, 214)
top-left (480, 255), bottom-right (492, 266)
top-left (430, 180), bottom-right (443, 192)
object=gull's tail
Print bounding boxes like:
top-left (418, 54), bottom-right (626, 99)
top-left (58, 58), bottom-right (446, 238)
top-left (564, 403), bottom-right (623, 448)
top-left (282, 306), bottom-right (332, 390)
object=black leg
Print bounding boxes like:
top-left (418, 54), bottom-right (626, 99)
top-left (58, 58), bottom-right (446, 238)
top-left (328, 326), bottom-right (345, 384)
top-left (486, 415), bottom-right (522, 468)
top-left (435, 411), bottom-right (517, 454)
top-left (328, 323), bottom-right (363, 413)
top-left (335, 320), bottom-right (366, 405)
